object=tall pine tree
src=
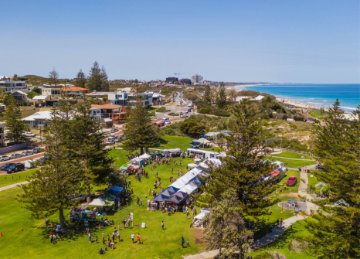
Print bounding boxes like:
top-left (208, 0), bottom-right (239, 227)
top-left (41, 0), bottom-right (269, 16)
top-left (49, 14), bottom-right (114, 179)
top-left (19, 107), bottom-right (84, 225)
top-left (87, 61), bottom-right (109, 91)
top-left (123, 101), bottom-right (160, 154)
top-left (4, 95), bottom-right (29, 143)
top-left (205, 100), bottom-right (274, 258)
top-left (216, 82), bottom-right (227, 108)
top-left (74, 69), bottom-right (87, 88)
top-left (307, 100), bottom-right (360, 258)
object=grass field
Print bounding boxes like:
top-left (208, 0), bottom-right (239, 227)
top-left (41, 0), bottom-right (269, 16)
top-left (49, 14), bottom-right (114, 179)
top-left (159, 135), bottom-right (192, 151)
top-left (0, 168), bottom-right (38, 188)
top-left (269, 151), bottom-right (317, 168)
top-left (0, 152), bottom-right (201, 258)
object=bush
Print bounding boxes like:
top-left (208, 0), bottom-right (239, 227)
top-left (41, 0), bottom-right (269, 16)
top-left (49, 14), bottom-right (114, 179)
top-left (180, 117), bottom-right (206, 137)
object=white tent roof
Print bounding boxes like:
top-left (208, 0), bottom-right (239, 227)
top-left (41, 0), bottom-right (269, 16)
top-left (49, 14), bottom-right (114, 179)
top-left (205, 132), bottom-right (220, 137)
top-left (32, 95), bottom-right (47, 100)
top-left (196, 138), bottom-right (210, 144)
top-left (139, 153), bottom-right (151, 159)
top-left (179, 182), bottom-right (198, 194)
top-left (171, 167), bottom-right (202, 189)
top-left (89, 198), bottom-right (106, 207)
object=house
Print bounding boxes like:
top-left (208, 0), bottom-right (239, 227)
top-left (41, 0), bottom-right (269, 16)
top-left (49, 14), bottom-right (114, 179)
top-left (39, 84), bottom-right (62, 97)
top-left (108, 90), bottom-right (129, 105)
top-left (90, 103), bottom-right (127, 125)
top-left (86, 91), bottom-right (112, 100)
top-left (22, 111), bottom-right (52, 128)
top-left (11, 90), bottom-right (29, 104)
top-left (32, 95), bottom-right (48, 107)
top-left (60, 86), bottom-right (88, 97)
top-left (0, 77), bottom-right (28, 92)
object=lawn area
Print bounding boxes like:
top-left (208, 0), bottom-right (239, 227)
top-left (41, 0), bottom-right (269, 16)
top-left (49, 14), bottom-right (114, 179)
top-left (158, 135), bottom-right (192, 151)
top-left (0, 154), bottom-right (202, 258)
top-left (250, 219), bottom-right (315, 259)
top-left (273, 151), bottom-right (313, 159)
top-left (107, 149), bottom-right (129, 169)
top-left (269, 153), bottom-right (317, 168)
top-left (309, 109), bottom-right (327, 119)
top-left (0, 168), bottom-right (38, 188)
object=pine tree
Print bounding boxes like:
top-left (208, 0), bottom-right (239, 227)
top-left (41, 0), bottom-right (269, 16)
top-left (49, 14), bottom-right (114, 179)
top-left (205, 100), bottom-right (274, 257)
top-left (205, 190), bottom-right (253, 258)
top-left (87, 61), bottom-right (109, 91)
top-left (203, 85), bottom-right (212, 105)
top-left (307, 101), bottom-right (360, 258)
top-left (19, 108), bottom-right (84, 225)
top-left (123, 102), bottom-right (160, 154)
top-left (4, 95), bottom-right (29, 143)
top-left (216, 82), bottom-right (227, 108)
top-left (74, 69), bottom-right (87, 88)
top-left (71, 101), bottom-right (112, 191)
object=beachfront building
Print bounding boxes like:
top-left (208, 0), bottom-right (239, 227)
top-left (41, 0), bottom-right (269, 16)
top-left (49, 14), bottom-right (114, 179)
top-left (0, 77), bottom-right (28, 92)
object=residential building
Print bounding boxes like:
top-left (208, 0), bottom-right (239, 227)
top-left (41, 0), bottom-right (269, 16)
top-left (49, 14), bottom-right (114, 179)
top-left (39, 84), bottom-right (62, 97)
top-left (60, 86), bottom-right (88, 97)
top-left (191, 74), bottom-right (203, 85)
top-left (22, 111), bottom-right (53, 128)
top-left (11, 90), bottom-right (29, 104)
top-left (108, 89), bottom-right (128, 105)
top-left (0, 77), bottom-right (28, 92)
top-left (90, 103), bottom-right (127, 125)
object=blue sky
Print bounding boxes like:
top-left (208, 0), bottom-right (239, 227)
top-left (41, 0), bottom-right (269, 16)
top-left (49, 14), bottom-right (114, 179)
top-left (1, 0), bottom-right (359, 83)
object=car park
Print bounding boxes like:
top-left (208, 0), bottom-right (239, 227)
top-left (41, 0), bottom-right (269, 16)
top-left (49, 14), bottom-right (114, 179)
top-left (10, 153), bottom-right (22, 159)
top-left (0, 163), bottom-right (15, 171)
top-left (0, 155), bottom-right (10, 161)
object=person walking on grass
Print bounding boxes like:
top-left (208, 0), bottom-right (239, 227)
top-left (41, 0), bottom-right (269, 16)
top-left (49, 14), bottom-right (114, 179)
top-left (161, 220), bottom-right (165, 230)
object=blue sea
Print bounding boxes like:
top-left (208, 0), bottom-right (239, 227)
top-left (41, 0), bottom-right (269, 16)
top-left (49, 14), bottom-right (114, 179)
top-left (239, 84), bottom-right (360, 111)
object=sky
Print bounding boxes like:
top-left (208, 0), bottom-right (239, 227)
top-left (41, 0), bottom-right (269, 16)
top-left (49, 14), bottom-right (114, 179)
top-left (0, 0), bottom-right (359, 83)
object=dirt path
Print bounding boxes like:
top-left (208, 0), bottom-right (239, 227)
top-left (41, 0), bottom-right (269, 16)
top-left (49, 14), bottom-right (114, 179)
top-left (0, 181), bottom-right (28, 192)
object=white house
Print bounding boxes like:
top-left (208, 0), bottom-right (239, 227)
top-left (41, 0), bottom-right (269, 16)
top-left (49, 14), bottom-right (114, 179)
top-left (0, 77), bottom-right (27, 92)
top-left (22, 111), bottom-right (52, 128)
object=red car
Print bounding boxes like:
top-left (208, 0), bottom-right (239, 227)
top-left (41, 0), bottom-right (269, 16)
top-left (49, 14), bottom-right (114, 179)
top-left (286, 176), bottom-right (297, 186)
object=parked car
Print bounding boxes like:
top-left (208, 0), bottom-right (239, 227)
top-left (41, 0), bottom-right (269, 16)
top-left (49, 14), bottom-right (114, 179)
top-left (286, 176), bottom-right (297, 186)
top-left (0, 155), bottom-right (10, 161)
top-left (10, 153), bottom-right (22, 159)
top-left (0, 163), bottom-right (15, 171)
top-left (6, 163), bottom-right (25, 174)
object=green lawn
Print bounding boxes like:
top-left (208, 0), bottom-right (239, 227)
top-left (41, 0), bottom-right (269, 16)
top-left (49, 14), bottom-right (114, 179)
top-left (269, 155), bottom-right (317, 169)
top-left (0, 155), bottom-right (202, 258)
top-left (309, 109), bottom-right (327, 119)
top-left (0, 168), bottom-right (38, 188)
top-left (272, 170), bottom-right (300, 194)
top-left (159, 135), bottom-right (192, 151)
top-left (273, 151), bottom-right (313, 160)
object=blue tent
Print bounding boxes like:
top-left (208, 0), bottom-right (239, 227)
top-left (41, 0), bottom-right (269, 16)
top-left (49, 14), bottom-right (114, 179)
top-left (108, 186), bottom-right (123, 195)
top-left (154, 194), bottom-right (170, 202)
top-left (166, 186), bottom-right (179, 194)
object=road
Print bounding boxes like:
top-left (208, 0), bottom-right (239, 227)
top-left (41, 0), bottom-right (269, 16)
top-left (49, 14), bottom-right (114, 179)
top-left (0, 152), bottom-right (44, 175)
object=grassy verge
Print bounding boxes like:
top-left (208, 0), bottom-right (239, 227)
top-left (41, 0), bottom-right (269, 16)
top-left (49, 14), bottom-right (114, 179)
top-left (0, 168), bottom-right (38, 188)
top-left (158, 135), bottom-right (192, 150)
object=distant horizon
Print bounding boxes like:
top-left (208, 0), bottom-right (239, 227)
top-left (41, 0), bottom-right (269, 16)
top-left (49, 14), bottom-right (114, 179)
top-left (1, 0), bottom-right (359, 83)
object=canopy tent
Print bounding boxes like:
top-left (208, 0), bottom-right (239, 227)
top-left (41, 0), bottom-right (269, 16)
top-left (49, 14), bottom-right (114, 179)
top-left (89, 198), bottom-right (106, 207)
top-left (166, 186), bottom-right (179, 194)
top-left (108, 186), bottom-right (123, 194)
top-left (199, 158), bottom-right (222, 169)
top-left (187, 163), bottom-right (198, 169)
top-left (168, 191), bottom-right (189, 204)
top-left (161, 189), bottom-right (172, 197)
top-left (194, 209), bottom-right (210, 220)
top-left (128, 165), bottom-right (140, 171)
top-left (192, 138), bottom-right (210, 145)
top-left (170, 167), bottom-right (202, 189)
top-left (138, 153), bottom-right (151, 159)
top-left (179, 182), bottom-right (198, 195)
top-left (171, 177), bottom-right (190, 189)
top-left (131, 157), bottom-right (145, 166)
top-left (154, 194), bottom-right (170, 202)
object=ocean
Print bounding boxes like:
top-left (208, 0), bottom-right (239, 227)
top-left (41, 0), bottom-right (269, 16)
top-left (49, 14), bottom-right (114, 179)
top-left (238, 84), bottom-right (360, 111)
